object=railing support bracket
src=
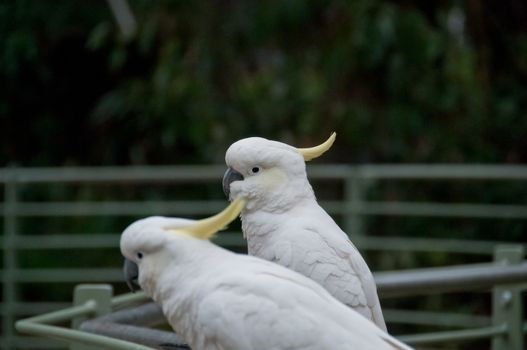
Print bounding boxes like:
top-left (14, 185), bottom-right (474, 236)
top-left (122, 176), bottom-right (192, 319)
top-left (71, 284), bottom-right (113, 350)
top-left (492, 245), bottom-right (524, 350)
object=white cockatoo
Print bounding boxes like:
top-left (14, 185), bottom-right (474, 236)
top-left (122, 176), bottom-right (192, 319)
top-left (222, 133), bottom-right (387, 331)
top-left (121, 199), bottom-right (412, 350)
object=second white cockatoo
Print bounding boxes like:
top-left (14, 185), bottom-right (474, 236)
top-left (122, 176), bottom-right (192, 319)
top-left (121, 199), bottom-right (411, 350)
top-left (222, 133), bottom-right (387, 330)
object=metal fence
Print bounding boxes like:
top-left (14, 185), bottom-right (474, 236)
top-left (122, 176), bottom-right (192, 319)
top-left (2, 164), bottom-right (527, 349)
top-left (15, 246), bottom-right (527, 350)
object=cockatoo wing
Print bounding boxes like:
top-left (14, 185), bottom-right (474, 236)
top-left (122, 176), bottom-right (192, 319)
top-left (337, 234), bottom-right (387, 330)
top-left (192, 261), bottom-right (402, 350)
top-left (195, 286), bottom-right (321, 349)
top-left (258, 220), bottom-right (386, 331)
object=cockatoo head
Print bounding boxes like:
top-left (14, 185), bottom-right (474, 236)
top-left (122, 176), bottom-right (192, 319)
top-left (223, 133), bottom-right (335, 211)
top-left (121, 199), bottom-right (244, 294)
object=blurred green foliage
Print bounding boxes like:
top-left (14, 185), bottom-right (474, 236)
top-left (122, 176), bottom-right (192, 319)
top-left (1, 1), bottom-right (526, 345)
top-left (1, 0), bottom-right (526, 166)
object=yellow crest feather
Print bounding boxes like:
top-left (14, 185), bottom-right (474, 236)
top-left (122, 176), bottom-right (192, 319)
top-left (297, 132), bottom-right (336, 161)
top-left (166, 198), bottom-right (244, 240)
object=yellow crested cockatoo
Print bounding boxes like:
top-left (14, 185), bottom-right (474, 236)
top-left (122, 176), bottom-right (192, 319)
top-left (121, 199), bottom-right (411, 350)
top-left (222, 133), bottom-right (386, 330)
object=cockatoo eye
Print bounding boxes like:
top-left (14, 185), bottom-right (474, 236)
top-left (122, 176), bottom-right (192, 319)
top-left (250, 166), bottom-right (261, 175)
top-left (136, 252), bottom-right (143, 259)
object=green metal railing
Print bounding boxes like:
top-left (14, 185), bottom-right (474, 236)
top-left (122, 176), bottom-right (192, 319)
top-left (15, 245), bottom-right (527, 349)
top-left (16, 287), bottom-right (150, 350)
top-left (2, 164), bottom-right (527, 349)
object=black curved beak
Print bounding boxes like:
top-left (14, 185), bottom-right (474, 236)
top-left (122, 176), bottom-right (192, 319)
top-left (222, 167), bottom-right (244, 198)
top-left (123, 258), bottom-right (140, 293)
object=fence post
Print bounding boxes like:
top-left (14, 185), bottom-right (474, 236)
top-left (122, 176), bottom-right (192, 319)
top-left (344, 171), bottom-right (365, 238)
top-left (3, 168), bottom-right (18, 350)
top-left (492, 245), bottom-right (524, 350)
top-left (71, 284), bottom-right (113, 350)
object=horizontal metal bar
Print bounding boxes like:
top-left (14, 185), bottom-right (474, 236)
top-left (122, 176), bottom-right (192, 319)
top-left (216, 233), bottom-right (503, 254)
top-left (0, 232), bottom-right (517, 256)
top-left (81, 321), bottom-right (188, 350)
top-left (8, 200), bottom-right (228, 217)
top-left (0, 166), bottom-right (226, 183)
top-left (307, 165), bottom-right (358, 178)
top-left (4, 200), bottom-right (526, 219)
top-left (0, 268), bottom-right (123, 282)
top-left (2, 164), bottom-right (527, 184)
top-left (352, 235), bottom-right (520, 255)
top-left (22, 300), bottom-right (96, 324)
top-left (0, 302), bottom-right (70, 316)
top-left (8, 234), bottom-right (121, 249)
top-left (399, 324), bottom-right (507, 345)
top-left (383, 309), bottom-right (491, 327)
top-left (352, 202), bottom-right (527, 219)
top-left (212, 232), bottom-right (247, 247)
top-left (99, 302), bottom-right (165, 327)
top-left (216, 232), bottom-right (510, 255)
top-left (111, 291), bottom-right (148, 309)
top-left (0, 292), bottom-right (147, 316)
top-left (4, 261), bottom-right (527, 293)
top-left (80, 303), bottom-right (188, 349)
top-left (375, 261), bottom-right (527, 297)
top-left (357, 164), bottom-right (527, 180)
top-left (0, 232), bottom-right (241, 250)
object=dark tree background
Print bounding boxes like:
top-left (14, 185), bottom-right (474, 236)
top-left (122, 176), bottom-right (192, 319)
top-left (1, 0), bottom-right (526, 166)
top-left (1, 2), bottom-right (526, 347)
